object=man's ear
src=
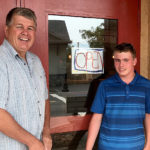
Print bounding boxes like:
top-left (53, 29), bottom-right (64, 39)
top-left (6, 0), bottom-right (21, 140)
top-left (4, 25), bottom-right (8, 38)
top-left (133, 57), bottom-right (137, 66)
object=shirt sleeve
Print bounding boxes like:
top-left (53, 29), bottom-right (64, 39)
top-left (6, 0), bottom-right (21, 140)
top-left (0, 62), bottom-right (8, 110)
top-left (90, 81), bottom-right (106, 114)
top-left (42, 70), bottom-right (49, 101)
top-left (36, 56), bottom-right (49, 101)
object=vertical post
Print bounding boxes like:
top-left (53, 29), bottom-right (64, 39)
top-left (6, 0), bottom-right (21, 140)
top-left (20, 0), bottom-right (25, 7)
top-left (62, 73), bottom-right (69, 92)
top-left (16, 0), bottom-right (21, 7)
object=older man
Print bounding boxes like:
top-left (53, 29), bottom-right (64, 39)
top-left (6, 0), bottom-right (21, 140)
top-left (0, 7), bottom-right (52, 150)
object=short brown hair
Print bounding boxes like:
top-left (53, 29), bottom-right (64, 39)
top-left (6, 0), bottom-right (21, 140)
top-left (113, 43), bottom-right (136, 58)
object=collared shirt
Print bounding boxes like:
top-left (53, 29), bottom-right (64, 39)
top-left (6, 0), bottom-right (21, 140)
top-left (91, 72), bottom-right (150, 150)
top-left (0, 40), bottom-right (48, 150)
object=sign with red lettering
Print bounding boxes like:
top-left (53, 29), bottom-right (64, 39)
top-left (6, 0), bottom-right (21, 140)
top-left (72, 48), bottom-right (104, 74)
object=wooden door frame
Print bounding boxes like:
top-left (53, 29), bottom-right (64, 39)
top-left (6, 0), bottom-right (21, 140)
top-left (20, 0), bottom-right (141, 134)
top-left (45, 0), bottom-right (141, 134)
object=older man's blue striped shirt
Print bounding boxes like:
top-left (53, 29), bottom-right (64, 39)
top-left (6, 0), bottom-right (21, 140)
top-left (91, 72), bottom-right (150, 150)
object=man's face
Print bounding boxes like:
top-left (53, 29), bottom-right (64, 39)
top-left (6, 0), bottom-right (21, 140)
top-left (113, 51), bottom-right (137, 80)
top-left (4, 14), bottom-right (36, 57)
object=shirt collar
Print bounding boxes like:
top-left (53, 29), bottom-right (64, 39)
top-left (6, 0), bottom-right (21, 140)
top-left (3, 39), bottom-right (30, 60)
top-left (114, 71), bottom-right (139, 85)
top-left (3, 39), bottom-right (18, 58)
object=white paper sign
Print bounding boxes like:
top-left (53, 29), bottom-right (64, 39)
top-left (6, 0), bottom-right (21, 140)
top-left (72, 48), bottom-right (104, 74)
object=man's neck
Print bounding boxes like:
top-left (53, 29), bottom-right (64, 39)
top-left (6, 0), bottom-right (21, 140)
top-left (120, 72), bottom-right (135, 84)
top-left (18, 52), bottom-right (27, 61)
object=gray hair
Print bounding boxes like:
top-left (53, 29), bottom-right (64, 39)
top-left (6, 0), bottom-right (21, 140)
top-left (6, 7), bottom-right (37, 27)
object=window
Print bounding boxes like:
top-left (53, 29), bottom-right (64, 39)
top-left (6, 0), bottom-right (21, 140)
top-left (48, 15), bottom-right (118, 116)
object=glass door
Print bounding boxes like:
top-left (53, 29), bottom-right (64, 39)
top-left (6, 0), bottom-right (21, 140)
top-left (48, 16), bottom-right (118, 149)
top-left (48, 15), bottom-right (118, 117)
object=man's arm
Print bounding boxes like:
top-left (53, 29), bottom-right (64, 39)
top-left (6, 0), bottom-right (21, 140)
top-left (42, 99), bottom-right (52, 150)
top-left (86, 113), bottom-right (103, 150)
top-left (0, 108), bottom-right (44, 150)
top-left (143, 113), bottom-right (150, 150)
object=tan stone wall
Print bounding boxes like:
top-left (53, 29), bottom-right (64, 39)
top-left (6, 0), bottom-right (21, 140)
top-left (140, 0), bottom-right (150, 78)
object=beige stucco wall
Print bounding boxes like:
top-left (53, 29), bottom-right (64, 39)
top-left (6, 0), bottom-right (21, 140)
top-left (140, 0), bottom-right (150, 78)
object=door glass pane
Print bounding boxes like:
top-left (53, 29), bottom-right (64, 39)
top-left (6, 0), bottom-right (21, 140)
top-left (48, 15), bottom-right (118, 117)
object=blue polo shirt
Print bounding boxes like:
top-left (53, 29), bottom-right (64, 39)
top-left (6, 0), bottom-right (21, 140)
top-left (91, 72), bottom-right (150, 150)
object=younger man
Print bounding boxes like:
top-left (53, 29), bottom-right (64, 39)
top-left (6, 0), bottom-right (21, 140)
top-left (86, 43), bottom-right (150, 150)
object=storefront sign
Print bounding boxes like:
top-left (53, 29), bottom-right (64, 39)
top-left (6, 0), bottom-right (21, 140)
top-left (72, 48), bottom-right (104, 74)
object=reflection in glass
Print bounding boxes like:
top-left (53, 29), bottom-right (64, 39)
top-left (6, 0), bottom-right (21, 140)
top-left (48, 15), bottom-right (118, 116)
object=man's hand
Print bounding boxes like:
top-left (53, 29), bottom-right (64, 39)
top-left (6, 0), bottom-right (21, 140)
top-left (28, 139), bottom-right (45, 150)
top-left (42, 132), bottom-right (52, 150)
top-left (143, 144), bottom-right (150, 150)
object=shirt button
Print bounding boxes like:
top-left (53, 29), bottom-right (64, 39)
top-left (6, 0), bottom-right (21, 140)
top-left (39, 114), bottom-right (42, 117)
top-left (37, 101), bottom-right (40, 103)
